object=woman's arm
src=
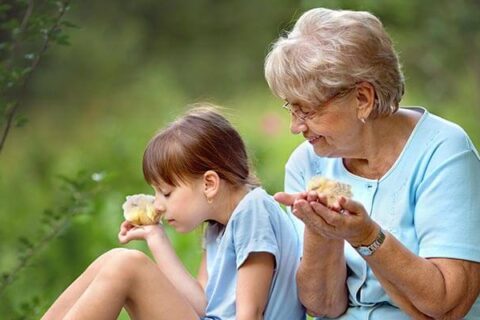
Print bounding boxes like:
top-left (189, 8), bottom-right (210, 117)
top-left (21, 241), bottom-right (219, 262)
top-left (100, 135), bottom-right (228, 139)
top-left (297, 228), bottom-right (348, 317)
top-left (295, 197), bottom-right (348, 317)
top-left (366, 231), bottom-right (480, 319)
top-left (313, 197), bottom-right (480, 319)
top-left (276, 192), bottom-right (349, 317)
top-left (118, 222), bottom-right (207, 317)
top-left (236, 252), bottom-right (275, 320)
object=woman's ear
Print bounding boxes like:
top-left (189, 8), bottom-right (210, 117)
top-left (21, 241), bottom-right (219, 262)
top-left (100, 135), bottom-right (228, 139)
top-left (355, 81), bottom-right (375, 121)
top-left (203, 170), bottom-right (220, 201)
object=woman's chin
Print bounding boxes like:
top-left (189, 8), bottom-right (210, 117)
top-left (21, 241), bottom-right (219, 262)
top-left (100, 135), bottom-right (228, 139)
top-left (310, 137), bottom-right (339, 157)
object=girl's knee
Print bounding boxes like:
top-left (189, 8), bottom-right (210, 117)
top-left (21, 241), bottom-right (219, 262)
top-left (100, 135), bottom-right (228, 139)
top-left (110, 248), bottom-right (149, 263)
top-left (98, 248), bottom-right (145, 264)
top-left (103, 247), bottom-right (131, 258)
top-left (99, 249), bottom-right (152, 281)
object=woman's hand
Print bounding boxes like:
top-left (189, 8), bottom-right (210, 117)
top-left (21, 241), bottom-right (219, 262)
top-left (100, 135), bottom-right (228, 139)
top-left (274, 191), bottom-right (307, 206)
top-left (117, 220), bottom-right (165, 244)
top-left (280, 190), bottom-right (379, 246)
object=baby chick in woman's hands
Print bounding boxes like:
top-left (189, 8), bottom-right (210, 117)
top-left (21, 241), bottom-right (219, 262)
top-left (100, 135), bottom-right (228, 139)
top-left (122, 194), bottom-right (162, 225)
top-left (307, 176), bottom-right (353, 207)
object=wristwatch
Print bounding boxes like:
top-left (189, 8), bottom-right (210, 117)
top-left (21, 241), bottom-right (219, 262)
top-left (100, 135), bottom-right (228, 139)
top-left (354, 228), bottom-right (386, 256)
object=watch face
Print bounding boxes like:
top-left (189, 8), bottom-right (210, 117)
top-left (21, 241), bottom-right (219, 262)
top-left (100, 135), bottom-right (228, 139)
top-left (357, 246), bottom-right (372, 256)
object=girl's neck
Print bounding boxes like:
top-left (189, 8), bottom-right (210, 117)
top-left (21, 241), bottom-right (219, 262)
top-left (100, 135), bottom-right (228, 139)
top-left (212, 184), bottom-right (252, 225)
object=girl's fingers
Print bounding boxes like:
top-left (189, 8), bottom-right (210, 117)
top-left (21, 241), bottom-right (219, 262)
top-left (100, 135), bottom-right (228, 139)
top-left (118, 231), bottom-right (128, 244)
top-left (119, 220), bottom-right (134, 234)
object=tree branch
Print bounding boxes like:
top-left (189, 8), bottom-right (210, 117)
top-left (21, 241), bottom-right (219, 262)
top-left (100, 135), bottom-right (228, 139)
top-left (4, 0), bottom-right (35, 71)
top-left (0, 0), bottom-right (71, 155)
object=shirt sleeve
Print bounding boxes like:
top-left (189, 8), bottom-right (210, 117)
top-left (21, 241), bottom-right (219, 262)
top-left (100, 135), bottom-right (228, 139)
top-left (284, 143), bottom-right (309, 194)
top-left (232, 198), bottom-right (280, 269)
top-left (415, 134), bottom-right (480, 261)
top-left (284, 143), bottom-right (312, 242)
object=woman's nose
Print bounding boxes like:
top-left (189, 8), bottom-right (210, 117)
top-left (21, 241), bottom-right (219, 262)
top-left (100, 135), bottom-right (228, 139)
top-left (290, 118), bottom-right (307, 134)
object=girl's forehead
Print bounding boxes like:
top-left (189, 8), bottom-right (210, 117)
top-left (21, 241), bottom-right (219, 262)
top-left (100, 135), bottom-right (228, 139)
top-left (152, 176), bottom-right (201, 190)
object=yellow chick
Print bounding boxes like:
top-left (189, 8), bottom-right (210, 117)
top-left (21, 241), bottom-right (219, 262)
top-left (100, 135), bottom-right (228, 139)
top-left (307, 176), bottom-right (353, 207)
top-left (122, 194), bottom-right (162, 225)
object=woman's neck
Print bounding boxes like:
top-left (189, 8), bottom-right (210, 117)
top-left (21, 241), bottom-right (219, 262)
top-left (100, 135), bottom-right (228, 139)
top-left (344, 108), bottom-right (422, 180)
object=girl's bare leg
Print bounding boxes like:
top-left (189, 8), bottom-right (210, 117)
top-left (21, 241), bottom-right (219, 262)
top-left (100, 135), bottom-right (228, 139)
top-left (42, 248), bottom-right (130, 320)
top-left (62, 249), bottom-right (199, 320)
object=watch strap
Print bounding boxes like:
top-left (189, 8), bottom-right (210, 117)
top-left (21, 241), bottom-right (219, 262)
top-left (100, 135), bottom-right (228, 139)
top-left (354, 228), bottom-right (386, 256)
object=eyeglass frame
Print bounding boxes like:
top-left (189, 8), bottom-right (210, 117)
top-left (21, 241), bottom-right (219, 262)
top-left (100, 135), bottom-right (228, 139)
top-left (282, 86), bottom-right (356, 122)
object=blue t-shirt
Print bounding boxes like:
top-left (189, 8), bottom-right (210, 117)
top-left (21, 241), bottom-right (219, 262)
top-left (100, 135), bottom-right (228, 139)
top-left (284, 108), bottom-right (480, 319)
top-left (202, 187), bottom-right (305, 320)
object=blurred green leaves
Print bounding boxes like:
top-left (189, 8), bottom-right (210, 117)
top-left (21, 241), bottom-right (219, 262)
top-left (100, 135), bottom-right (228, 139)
top-left (0, 1), bottom-right (478, 319)
top-left (0, 171), bottom-right (105, 319)
top-left (0, 0), bottom-right (73, 154)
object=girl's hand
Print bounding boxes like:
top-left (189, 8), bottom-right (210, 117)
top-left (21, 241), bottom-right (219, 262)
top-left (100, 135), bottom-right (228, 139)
top-left (292, 193), bottom-right (379, 246)
top-left (118, 220), bottom-right (165, 244)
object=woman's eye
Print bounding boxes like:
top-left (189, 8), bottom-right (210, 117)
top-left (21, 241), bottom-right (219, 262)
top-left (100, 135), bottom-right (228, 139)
top-left (163, 192), bottom-right (171, 198)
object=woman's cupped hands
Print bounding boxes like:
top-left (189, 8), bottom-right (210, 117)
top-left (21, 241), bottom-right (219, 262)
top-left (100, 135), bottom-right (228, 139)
top-left (274, 191), bottom-right (379, 247)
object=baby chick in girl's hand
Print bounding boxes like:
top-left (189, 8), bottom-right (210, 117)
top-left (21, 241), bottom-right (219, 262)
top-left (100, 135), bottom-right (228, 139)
top-left (307, 176), bottom-right (353, 207)
top-left (122, 194), bottom-right (162, 225)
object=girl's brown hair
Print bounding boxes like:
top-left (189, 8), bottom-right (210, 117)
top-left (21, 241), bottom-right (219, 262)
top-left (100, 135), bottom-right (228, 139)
top-left (143, 104), bottom-right (260, 189)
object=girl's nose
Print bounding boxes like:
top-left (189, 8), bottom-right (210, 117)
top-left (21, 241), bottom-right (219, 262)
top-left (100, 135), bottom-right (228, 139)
top-left (154, 198), bottom-right (166, 213)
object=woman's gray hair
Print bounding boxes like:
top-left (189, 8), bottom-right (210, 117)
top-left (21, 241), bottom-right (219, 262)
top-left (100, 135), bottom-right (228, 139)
top-left (264, 8), bottom-right (405, 118)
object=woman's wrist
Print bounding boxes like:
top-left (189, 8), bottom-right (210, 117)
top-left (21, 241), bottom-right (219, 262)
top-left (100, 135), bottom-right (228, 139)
top-left (304, 227), bottom-right (344, 248)
top-left (348, 223), bottom-right (380, 248)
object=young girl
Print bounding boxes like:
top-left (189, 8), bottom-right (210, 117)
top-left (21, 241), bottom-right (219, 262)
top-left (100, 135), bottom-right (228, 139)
top-left (42, 105), bottom-right (305, 320)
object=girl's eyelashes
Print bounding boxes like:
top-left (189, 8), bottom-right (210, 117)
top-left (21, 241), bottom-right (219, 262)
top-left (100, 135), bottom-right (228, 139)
top-left (161, 188), bottom-right (174, 198)
top-left (152, 185), bottom-right (173, 198)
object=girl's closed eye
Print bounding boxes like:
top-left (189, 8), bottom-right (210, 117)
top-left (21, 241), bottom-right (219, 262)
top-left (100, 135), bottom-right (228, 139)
top-left (161, 187), bottom-right (175, 198)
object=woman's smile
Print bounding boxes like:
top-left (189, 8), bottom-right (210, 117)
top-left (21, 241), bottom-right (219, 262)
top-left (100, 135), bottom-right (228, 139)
top-left (307, 134), bottom-right (323, 144)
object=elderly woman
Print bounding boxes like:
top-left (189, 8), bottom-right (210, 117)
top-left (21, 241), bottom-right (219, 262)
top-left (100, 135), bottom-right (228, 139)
top-left (265, 8), bottom-right (480, 320)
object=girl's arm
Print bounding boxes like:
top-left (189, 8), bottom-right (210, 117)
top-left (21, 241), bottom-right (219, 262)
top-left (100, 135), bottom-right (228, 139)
top-left (119, 222), bottom-right (207, 317)
top-left (236, 252), bottom-right (275, 320)
top-left (197, 251), bottom-right (208, 290)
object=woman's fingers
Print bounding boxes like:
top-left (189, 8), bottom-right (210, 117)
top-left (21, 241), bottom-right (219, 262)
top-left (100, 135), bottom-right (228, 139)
top-left (291, 194), bottom-right (375, 242)
top-left (292, 199), bottom-right (335, 237)
top-left (338, 196), bottom-right (365, 215)
top-left (273, 192), bottom-right (304, 206)
top-left (274, 192), bottom-right (295, 205)
top-left (310, 201), bottom-right (342, 226)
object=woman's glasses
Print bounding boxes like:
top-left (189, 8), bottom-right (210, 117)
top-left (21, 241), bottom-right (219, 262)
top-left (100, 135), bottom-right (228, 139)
top-left (282, 87), bottom-right (355, 122)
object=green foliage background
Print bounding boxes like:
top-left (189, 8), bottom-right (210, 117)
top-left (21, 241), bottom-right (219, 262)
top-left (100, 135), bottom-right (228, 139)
top-left (0, 0), bottom-right (479, 318)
